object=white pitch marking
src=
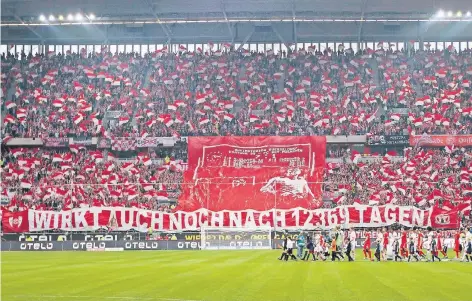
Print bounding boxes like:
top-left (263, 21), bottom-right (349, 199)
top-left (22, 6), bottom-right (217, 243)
top-left (10, 295), bottom-right (202, 301)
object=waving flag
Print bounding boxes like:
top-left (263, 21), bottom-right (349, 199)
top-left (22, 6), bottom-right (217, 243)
top-left (199, 117), bottom-right (210, 125)
top-left (119, 116), bottom-right (130, 125)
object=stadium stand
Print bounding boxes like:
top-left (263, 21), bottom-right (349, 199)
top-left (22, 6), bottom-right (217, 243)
top-left (1, 46), bottom-right (471, 223)
top-left (1, 147), bottom-right (185, 212)
top-left (2, 46), bottom-right (472, 139)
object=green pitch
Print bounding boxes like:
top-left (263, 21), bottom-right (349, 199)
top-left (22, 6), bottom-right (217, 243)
top-left (2, 250), bottom-right (471, 301)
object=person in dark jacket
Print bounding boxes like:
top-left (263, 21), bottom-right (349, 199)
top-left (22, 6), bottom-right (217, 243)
top-left (277, 232), bottom-right (288, 260)
top-left (393, 238), bottom-right (403, 262)
top-left (430, 235), bottom-right (441, 262)
top-left (303, 235), bottom-right (316, 261)
top-left (374, 234), bottom-right (382, 261)
top-left (408, 237), bottom-right (420, 262)
top-left (345, 237), bottom-right (354, 261)
top-left (464, 236), bottom-right (471, 262)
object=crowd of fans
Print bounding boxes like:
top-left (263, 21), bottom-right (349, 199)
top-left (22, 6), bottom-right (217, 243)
top-left (0, 44), bottom-right (471, 218)
top-left (324, 146), bottom-right (472, 218)
top-left (1, 147), bottom-right (184, 212)
top-left (1, 144), bottom-right (470, 218)
top-left (2, 48), bottom-right (148, 139)
top-left (2, 44), bottom-right (471, 139)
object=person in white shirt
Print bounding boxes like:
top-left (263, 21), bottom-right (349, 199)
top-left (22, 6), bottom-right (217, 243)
top-left (425, 230), bottom-right (435, 259)
top-left (349, 228), bottom-right (357, 260)
top-left (465, 230), bottom-right (472, 262)
top-left (410, 230), bottom-right (417, 248)
top-left (374, 231), bottom-right (383, 261)
top-left (461, 230), bottom-right (470, 262)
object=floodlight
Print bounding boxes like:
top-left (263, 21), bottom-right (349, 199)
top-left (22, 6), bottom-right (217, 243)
top-left (89, 13), bottom-right (95, 20)
top-left (457, 11), bottom-right (462, 17)
top-left (466, 11), bottom-right (471, 17)
top-left (67, 14), bottom-right (74, 21)
top-left (447, 11), bottom-right (453, 17)
top-left (76, 13), bottom-right (83, 21)
top-left (437, 10), bottom-right (445, 18)
top-left (58, 15), bottom-right (64, 21)
top-left (49, 15), bottom-right (55, 21)
top-left (39, 15), bottom-right (46, 21)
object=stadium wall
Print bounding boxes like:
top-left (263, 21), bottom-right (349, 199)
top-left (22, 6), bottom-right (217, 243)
top-left (3, 136), bottom-right (366, 146)
top-left (9, 134), bottom-right (472, 147)
top-left (0, 232), bottom-right (456, 252)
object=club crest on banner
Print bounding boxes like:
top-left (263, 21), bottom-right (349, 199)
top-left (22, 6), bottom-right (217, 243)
top-left (446, 137), bottom-right (455, 146)
top-left (435, 214), bottom-right (450, 225)
top-left (9, 217), bottom-right (23, 229)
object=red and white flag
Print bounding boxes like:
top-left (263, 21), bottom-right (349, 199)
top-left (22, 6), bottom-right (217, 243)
top-left (20, 180), bottom-right (32, 189)
top-left (295, 85), bottom-right (305, 94)
top-left (188, 121), bottom-right (196, 131)
top-left (164, 118), bottom-right (174, 127)
top-left (224, 113), bottom-right (234, 121)
top-left (196, 93), bottom-right (206, 104)
top-left (249, 115), bottom-right (259, 122)
top-left (119, 116), bottom-right (130, 125)
top-left (199, 117), bottom-right (210, 125)
top-left (5, 101), bottom-right (16, 109)
top-left (73, 114), bottom-right (84, 125)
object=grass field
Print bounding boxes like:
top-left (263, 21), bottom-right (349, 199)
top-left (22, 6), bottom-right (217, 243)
top-left (1, 250), bottom-right (471, 301)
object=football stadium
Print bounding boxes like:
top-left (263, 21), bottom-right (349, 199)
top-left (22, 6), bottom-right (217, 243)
top-left (1, 0), bottom-right (472, 300)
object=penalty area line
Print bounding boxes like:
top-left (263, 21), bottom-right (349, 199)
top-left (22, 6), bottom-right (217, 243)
top-left (10, 295), bottom-right (202, 301)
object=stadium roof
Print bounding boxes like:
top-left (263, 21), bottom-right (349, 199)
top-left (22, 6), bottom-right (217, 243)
top-left (2, 0), bottom-right (471, 22)
top-left (2, 0), bottom-right (472, 44)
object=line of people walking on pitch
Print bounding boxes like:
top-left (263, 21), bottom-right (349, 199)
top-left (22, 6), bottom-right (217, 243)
top-left (277, 226), bottom-right (472, 263)
top-left (278, 226), bottom-right (357, 262)
top-left (368, 226), bottom-right (472, 263)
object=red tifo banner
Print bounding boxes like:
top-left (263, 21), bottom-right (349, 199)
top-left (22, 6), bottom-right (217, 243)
top-left (178, 136), bottom-right (327, 211)
top-left (1, 205), bottom-right (460, 233)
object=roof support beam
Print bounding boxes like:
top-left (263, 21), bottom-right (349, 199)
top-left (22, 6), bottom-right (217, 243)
top-left (142, 0), bottom-right (173, 44)
top-left (357, 0), bottom-right (369, 45)
top-left (292, 1), bottom-right (297, 45)
top-left (221, 2), bottom-right (234, 43)
top-left (237, 27), bottom-right (255, 51)
top-left (13, 15), bottom-right (44, 42)
top-left (272, 25), bottom-right (290, 49)
top-left (77, 10), bottom-right (108, 43)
